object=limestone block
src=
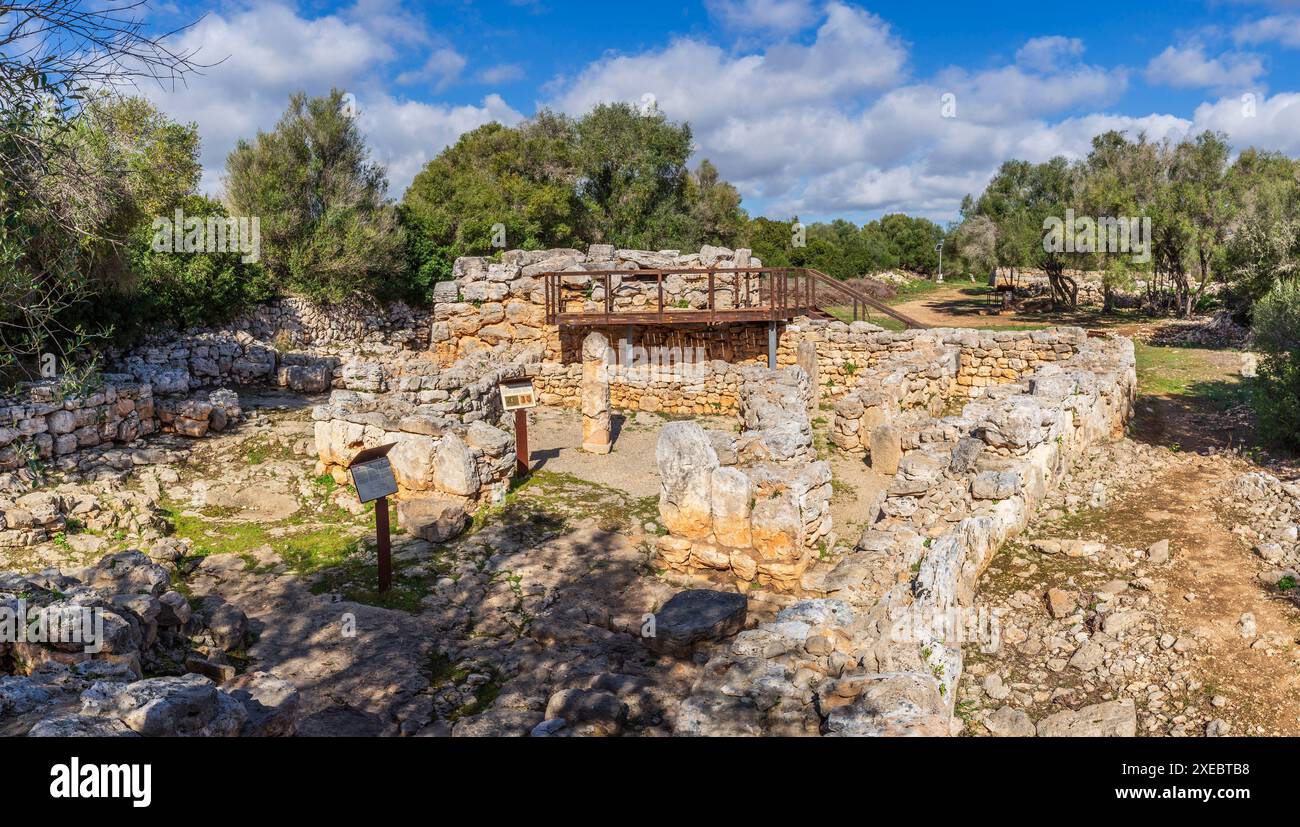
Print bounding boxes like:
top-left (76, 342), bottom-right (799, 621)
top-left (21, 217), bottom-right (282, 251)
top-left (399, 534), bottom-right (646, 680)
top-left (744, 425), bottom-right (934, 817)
top-left (656, 422), bottom-right (718, 540)
top-left (710, 466), bottom-right (752, 548)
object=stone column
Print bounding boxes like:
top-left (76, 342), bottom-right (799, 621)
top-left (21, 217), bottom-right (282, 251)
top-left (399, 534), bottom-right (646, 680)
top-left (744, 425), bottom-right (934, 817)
top-left (797, 338), bottom-right (819, 412)
top-left (581, 331), bottom-right (611, 453)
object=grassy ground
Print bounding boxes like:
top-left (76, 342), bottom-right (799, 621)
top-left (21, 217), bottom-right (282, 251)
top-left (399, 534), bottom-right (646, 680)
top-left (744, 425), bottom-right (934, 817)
top-left (1130, 340), bottom-right (1263, 456)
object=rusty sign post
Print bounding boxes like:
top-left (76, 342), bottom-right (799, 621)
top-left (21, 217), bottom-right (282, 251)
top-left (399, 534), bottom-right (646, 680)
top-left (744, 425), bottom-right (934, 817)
top-left (499, 378), bottom-right (537, 477)
top-left (347, 443), bottom-right (398, 593)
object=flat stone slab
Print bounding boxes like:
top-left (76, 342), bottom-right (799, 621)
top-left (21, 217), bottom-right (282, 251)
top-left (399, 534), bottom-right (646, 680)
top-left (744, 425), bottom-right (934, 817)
top-left (1036, 699), bottom-right (1136, 737)
top-left (646, 589), bottom-right (747, 657)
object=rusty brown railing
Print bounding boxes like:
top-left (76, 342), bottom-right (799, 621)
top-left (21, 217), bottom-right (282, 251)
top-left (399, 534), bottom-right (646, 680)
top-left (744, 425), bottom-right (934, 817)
top-left (541, 266), bottom-right (926, 329)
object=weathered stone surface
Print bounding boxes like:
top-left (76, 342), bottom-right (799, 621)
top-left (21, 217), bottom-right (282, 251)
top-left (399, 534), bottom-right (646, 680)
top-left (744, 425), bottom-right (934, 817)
top-left (646, 589), bottom-right (747, 657)
top-left (869, 424), bottom-right (902, 474)
top-left (972, 470), bottom-right (1020, 500)
top-left (79, 674), bottom-right (246, 737)
top-left (388, 435), bottom-right (438, 491)
top-left (986, 706), bottom-right (1035, 737)
top-left (1045, 587), bottom-right (1076, 619)
top-left (581, 331), bottom-right (611, 454)
top-left (397, 496), bottom-right (468, 543)
top-left (433, 432), bottom-right (481, 497)
top-left (709, 467), bottom-right (752, 548)
top-left (225, 671), bottom-right (300, 737)
top-left (1036, 699), bottom-right (1136, 737)
top-left (543, 688), bottom-right (627, 736)
top-left (656, 422), bottom-right (718, 540)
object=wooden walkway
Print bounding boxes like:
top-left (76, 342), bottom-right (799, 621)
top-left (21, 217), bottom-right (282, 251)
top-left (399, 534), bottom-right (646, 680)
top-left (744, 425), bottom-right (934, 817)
top-left (542, 267), bottom-right (927, 329)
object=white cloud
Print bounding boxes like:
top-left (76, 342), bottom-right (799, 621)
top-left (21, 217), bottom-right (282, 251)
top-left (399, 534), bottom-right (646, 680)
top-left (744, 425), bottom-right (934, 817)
top-left (479, 63), bottom-right (526, 84)
top-left (396, 48), bottom-right (467, 88)
top-left (1187, 91), bottom-right (1300, 155)
top-left (1144, 43), bottom-right (1265, 91)
top-left (144, 3), bottom-right (517, 197)
top-left (358, 94), bottom-right (525, 193)
top-left (705, 0), bottom-right (820, 35)
top-left (1015, 36), bottom-right (1085, 72)
top-left (549, 3), bottom-right (908, 121)
top-left (1234, 14), bottom-right (1300, 48)
top-left (547, 4), bottom-right (1128, 219)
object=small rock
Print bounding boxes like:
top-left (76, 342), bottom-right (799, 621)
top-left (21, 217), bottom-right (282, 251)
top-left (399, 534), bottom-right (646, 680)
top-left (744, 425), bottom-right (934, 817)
top-left (1146, 539), bottom-right (1170, 564)
top-left (985, 706), bottom-right (1035, 737)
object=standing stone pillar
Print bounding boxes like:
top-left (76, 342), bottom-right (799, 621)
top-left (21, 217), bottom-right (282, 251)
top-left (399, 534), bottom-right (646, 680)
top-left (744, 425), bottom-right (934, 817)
top-left (797, 338), bottom-right (819, 413)
top-left (581, 331), bottom-right (612, 453)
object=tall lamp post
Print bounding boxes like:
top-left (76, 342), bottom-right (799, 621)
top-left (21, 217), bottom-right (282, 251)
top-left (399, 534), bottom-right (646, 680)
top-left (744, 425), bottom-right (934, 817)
top-left (935, 239), bottom-right (945, 284)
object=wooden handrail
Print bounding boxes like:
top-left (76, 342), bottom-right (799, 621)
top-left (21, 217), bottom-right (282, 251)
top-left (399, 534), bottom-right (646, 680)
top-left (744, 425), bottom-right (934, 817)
top-left (539, 266), bottom-right (928, 329)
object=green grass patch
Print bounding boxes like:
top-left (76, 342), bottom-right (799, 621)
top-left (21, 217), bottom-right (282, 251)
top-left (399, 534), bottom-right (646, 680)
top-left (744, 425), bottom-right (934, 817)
top-left (1134, 341), bottom-right (1251, 409)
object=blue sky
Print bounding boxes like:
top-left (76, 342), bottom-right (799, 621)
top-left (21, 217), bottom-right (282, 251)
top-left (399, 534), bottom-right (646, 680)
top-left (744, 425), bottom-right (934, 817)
top-left (142, 0), bottom-right (1300, 225)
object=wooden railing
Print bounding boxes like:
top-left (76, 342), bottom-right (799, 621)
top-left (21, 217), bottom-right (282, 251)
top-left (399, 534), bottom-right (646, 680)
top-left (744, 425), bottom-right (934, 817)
top-left (542, 266), bottom-right (927, 329)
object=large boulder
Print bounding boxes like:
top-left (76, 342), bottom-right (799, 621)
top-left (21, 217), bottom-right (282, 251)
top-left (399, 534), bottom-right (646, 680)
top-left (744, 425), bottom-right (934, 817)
top-left (397, 497), bottom-right (469, 543)
top-left (78, 673), bottom-right (247, 737)
top-left (646, 589), bottom-right (747, 657)
top-left (656, 422), bottom-right (718, 540)
top-left (1036, 699), bottom-right (1136, 737)
top-left (225, 671), bottom-right (300, 737)
top-left (433, 432), bottom-right (480, 497)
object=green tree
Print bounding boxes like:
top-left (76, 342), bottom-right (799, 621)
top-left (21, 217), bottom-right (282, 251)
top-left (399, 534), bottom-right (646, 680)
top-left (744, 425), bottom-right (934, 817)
top-left (1251, 279), bottom-right (1300, 448)
top-left (225, 89), bottom-right (406, 302)
top-left (687, 158), bottom-right (748, 247)
top-left (400, 114), bottom-right (583, 287)
top-left (573, 102), bottom-right (695, 248)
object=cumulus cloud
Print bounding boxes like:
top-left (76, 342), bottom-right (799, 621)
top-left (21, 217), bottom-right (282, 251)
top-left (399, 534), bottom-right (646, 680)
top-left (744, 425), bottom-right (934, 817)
top-left (1145, 43), bottom-right (1266, 91)
top-left (396, 48), bottom-right (467, 88)
top-left (705, 0), bottom-right (820, 35)
top-left (143, 2), bottom-right (517, 196)
top-left (1015, 36), bottom-right (1085, 72)
top-left (1188, 91), bottom-right (1300, 155)
top-left (547, 10), bottom-right (1129, 218)
top-left (1233, 14), bottom-right (1300, 48)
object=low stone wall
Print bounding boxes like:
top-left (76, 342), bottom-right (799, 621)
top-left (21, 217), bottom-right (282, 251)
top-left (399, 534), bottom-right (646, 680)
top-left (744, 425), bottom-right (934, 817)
top-left (674, 333), bottom-right (1136, 736)
top-left (654, 366), bottom-right (832, 589)
top-left (312, 352), bottom-right (522, 518)
top-left (435, 244), bottom-right (765, 366)
top-left (535, 358), bottom-right (754, 416)
top-left (0, 380), bottom-right (157, 478)
top-left (778, 322), bottom-right (1085, 399)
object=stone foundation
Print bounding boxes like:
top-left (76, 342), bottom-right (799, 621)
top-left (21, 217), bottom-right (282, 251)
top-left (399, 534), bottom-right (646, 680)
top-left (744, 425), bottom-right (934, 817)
top-left (654, 365), bottom-right (832, 589)
top-left (673, 331), bottom-right (1136, 736)
top-left (311, 351), bottom-right (521, 515)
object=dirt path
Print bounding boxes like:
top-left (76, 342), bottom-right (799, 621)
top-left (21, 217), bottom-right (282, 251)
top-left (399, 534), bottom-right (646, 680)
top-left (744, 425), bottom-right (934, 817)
top-left (1107, 457), bottom-right (1300, 735)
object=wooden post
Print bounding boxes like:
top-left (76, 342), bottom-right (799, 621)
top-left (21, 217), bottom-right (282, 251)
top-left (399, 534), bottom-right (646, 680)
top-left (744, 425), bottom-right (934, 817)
top-left (515, 407), bottom-right (529, 476)
top-left (376, 496), bottom-right (391, 593)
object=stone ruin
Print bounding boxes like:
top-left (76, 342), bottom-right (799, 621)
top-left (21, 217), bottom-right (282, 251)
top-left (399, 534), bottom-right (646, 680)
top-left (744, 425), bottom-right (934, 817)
top-left (0, 243), bottom-right (1142, 737)
top-left (663, 326), bottom-right (1135, 736)
top-left (655, 364), bottom-right (832, 590)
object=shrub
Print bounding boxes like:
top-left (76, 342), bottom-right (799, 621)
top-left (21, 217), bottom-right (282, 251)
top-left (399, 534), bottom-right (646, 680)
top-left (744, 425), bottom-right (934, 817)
top-left (1251, 279), bottom-right (1300, 448)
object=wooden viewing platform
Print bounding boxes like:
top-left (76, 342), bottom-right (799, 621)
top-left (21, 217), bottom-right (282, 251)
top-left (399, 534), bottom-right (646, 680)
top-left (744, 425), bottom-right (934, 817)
top-left (542, 266), bottom-right (927, 329)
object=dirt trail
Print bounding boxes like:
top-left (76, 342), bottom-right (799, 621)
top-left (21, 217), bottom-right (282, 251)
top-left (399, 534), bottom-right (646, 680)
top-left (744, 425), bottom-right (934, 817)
top-left (1108, 457), bottom-right (1300, 734)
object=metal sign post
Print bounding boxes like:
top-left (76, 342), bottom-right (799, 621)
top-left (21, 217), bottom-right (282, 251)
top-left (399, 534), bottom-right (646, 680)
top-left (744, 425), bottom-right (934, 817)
top-left (499, 379), bottom-right (538, 477)
top-left (347, 443), bottom-right (398, 593)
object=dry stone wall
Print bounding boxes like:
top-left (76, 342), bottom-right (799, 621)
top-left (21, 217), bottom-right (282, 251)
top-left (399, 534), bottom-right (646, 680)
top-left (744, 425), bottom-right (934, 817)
top-left (778, 321), bottom-right (1084, 399)
top-left (655, 366), bottom-right (833, 590)
top-left (311, 351), bottom-right (522, 512)
top-left (435, 245), bottom-right (765, 366)
top-left (673, 331), bottom-right (1136, 736)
